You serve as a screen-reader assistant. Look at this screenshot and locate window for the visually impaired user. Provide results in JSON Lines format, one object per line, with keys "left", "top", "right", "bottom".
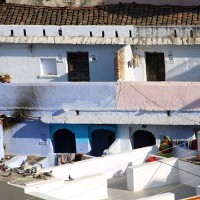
{"left": 67, "top": 52, "right": 90, "bottom": 82}
{"left": 146, "top": 52, "right": 165, "bottom": 81}
{"left": 40, "top": 58, "right": 57, "bottom": 76}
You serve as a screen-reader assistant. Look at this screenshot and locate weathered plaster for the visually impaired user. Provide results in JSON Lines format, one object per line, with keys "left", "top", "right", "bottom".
{"left": 0, "top": 25, "right": 198, "bottom": 43}
{"left": 116, "top": 82, "right": 200, "bottom": 111}
{"left": 2, "top": 82, "right": 200, "bottom": 113}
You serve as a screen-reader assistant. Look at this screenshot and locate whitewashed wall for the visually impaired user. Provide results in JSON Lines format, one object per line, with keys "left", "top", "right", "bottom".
{"left": 2, "top": 43, "right": 200, "bottom": 82}
{"left": 0, "top": 25, "right": 200, "bottom": 82}
{"left": 0, "top": 44, "right": 118, "bottom": 83}
{"left": 134, "top": 45, "right": 200, "bottom": 82}
{"left": 48, "top": 146, "right": 158, "bottom": 179}
{"left": 178, "top": 160, "right": 200, "bottom": 187}
{"left": 127, "top": 158, "right": 179, "bottom": 191}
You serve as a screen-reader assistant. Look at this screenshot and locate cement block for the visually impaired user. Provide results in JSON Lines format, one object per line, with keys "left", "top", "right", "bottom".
{"left": 196, "top": 185, "right": 200, "bottom": 195}
{"left": 4, "top": 155, "right": 27, "bottom": 168}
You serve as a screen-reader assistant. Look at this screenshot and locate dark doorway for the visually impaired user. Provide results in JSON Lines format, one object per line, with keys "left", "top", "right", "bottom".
{"left": 67, "top": 52, "right": 90, "bottom": 82}
{"left": 133, "top": 130, "right": 156, "bottom": 149}
{"left": 146, "top": 52, "right": 165, "bottom": 81}
{"left": 54, "top": 129, "right": 76, "bottom": 153}
{"left": 91, "top": 129, "right": 115, "bottom": 156}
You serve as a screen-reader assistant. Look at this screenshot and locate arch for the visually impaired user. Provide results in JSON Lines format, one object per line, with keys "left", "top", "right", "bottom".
{"left": 132, "top": 130, "right": 155, "bottom": 149}
{"left": 54, "top": 129, "right": 76, "bottom": 153}
{"left": 91, "top": 129, "right": 115, "bottom": 157}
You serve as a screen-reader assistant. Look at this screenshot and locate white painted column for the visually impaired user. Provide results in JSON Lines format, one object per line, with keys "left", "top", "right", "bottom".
{"left": 0, "top": 120, "right": 4, "bottom": 159}
{"left": 117, "top": 125, "right": 132, "bottom": 152}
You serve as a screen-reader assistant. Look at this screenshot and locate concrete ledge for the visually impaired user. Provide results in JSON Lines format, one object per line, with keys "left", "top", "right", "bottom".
{"left": 136, "top": 192, "right": 175, "bottom": 200}
{"left": 127, "top": 157, "right": 179, "bottom": 192}
{"left": 196, "top": 185, "right": 200, "bottom": 195}
{"left": 26, "top": 173, "right": 108, "bottom": 200}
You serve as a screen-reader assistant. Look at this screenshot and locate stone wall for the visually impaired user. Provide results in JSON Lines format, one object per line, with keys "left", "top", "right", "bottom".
{"left": 5, "top": 0, "right": 200, "bottom": 6}
{"left": 5, "top": 0, "right": 104, "bottom": 7}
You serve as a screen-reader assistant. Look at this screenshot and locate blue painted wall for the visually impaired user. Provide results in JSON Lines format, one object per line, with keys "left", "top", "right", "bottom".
{"left": 50, "top": 124, "right": 116, "bottom": 154}
{"left": 4, "top": 120, "right": 53, "bottom": 156}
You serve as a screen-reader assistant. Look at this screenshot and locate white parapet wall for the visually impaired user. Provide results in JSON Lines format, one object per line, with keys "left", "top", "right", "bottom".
{"left": 173, "top": 147, "right": 198, "bottom": 158}
{"left": 0, "top": 25, "right": 198, "bottom": 40}
{"left": 108, "top": 139, "right": 121, "bottom": 154}
{"left": 127, "top": 157, "right": 179, "bottom": 192}
{"left": 25, "top": 174, "right": 108, "bottom": 200}
{"left": 47, "top": 146, "right": 158, "bottom": 180}
{"left": 136, "top": 192, "right": 175, "bottom": 200}
{"left": 178, "top": 160, "right": 200, "bottom": 187}
{"left": 0, "top": 173, "right": 108, "bottom": 200}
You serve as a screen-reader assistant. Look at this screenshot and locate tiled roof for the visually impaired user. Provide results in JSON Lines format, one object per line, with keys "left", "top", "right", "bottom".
{"left": 0, "top": 3, "right": 200, "bottom": 26}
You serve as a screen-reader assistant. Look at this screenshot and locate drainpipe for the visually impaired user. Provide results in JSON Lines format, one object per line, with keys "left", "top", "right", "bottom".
{"left": 0, "top": 119, "right": 4, "bottom": 159}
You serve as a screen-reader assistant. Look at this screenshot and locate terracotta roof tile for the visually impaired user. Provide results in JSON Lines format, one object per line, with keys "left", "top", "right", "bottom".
{"left": 1, "top": 3, "right": 200, "bottom": 26}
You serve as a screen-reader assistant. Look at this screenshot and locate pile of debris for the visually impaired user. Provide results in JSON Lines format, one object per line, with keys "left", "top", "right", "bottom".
{"left": 0, "top": 156, "right": 53, "bottom": 182}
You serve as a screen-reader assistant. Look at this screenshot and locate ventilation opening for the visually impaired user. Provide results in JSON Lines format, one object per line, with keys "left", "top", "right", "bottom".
{"left": 190, "top": 30, "right": 193, "bottom": 37}
{"left": 23, "top": 29, "right": 26, "bottom": 36}
{"left": 90, "top": 31, "right": 93, "bottom": 37}
{"left": 129, "top": 30, "right": 132, "bottom": 38}
{"left": 58, "top": 29, "right": 62, "bottom": 36}
{"left": 102, "top": 31, "right": 105, "bottom": 37}
{"left": 174, "top": 30, "right": 177, "bottom": 37}
{"left": 43, "top": 29, "right": 46, "bottom": 36}
{"left": 10, "top": 30, "right": 14, "bottom": 36}
{"left": 115, "top": 31, "right": 119, "bottom": 38}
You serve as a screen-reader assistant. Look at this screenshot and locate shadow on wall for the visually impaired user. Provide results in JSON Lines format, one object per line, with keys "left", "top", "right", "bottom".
{"left": 181, "top": 98, "right": 200, "bottom": 110}
{"left": 50, "top": 74, "right": 68, "bottom": 82}
{"left": 12, "top": 120, "right": 49, "bottom": 139}
{"left": 167, "top": 57, "right": 200, "bottom": 82}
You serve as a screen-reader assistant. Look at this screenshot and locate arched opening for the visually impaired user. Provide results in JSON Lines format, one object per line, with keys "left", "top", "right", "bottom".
{"left": 54, "top": 129, "right": 76, "bottom": 153}
{"left": 132, "top": 130, "right": 155, "bottom": 149}
{"left": 91, "top": 129, "right": 115, "bottom": 157}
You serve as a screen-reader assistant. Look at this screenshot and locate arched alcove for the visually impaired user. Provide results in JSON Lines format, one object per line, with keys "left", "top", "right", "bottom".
{"left": 91, "top": 129, "right": 115, "bottom": 156}
{"left": 54, "top": 129, "right": 76, "bottom": 153}
{"left": 132, "top": 130, "right": 155, "bottom": 149}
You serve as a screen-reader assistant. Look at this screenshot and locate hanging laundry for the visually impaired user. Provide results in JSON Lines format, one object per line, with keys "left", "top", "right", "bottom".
{"left": 57, "top": 153, "right": 76, "bottom": 165}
